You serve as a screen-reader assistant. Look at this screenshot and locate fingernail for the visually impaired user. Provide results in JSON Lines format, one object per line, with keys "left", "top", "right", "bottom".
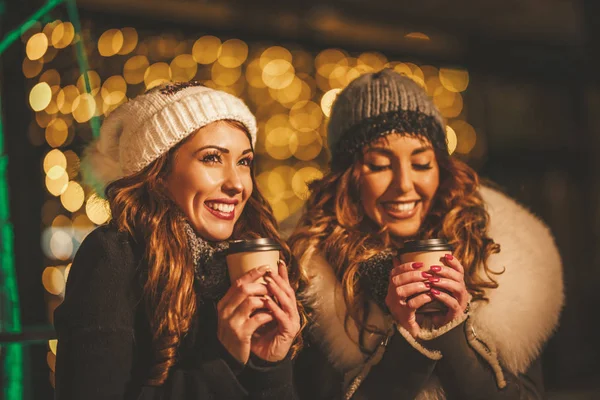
{"left": 427, "top": 277, "right": 440, "bottom": 283}
{"left": 430, "top": 265, "right": 442, "bottom": 273}
{"left": 445, "top": 254, "right": 454, "bottom": 260}
{"left": 412, "top": 262, "right": 424, "bottom": 269}
{"left": 430, "top": 288, "right": 441, "bottom": 295}
{"left": 424, "top": 282, "right": 431, "bottom": 289}
{"left": 421, "top": 272, "right": 433, "bottom": 278}
{"left": 264, "top": 275, "right": 273, "bottom": 283}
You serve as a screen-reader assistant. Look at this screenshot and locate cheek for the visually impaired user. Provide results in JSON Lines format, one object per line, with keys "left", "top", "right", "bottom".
{"left": 359, "top": 174, "right": 387, "bottom": 214}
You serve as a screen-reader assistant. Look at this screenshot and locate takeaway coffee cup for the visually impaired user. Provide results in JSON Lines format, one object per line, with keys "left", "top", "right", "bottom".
{"left": 226, "top": 238, "right": 282, "bottom": 284}
{"left": 398, "top": 238, "right": 454, "bottom": 314}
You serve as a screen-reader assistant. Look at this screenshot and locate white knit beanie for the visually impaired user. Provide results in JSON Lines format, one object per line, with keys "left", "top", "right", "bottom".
{"left": 82, "top": 81, "right": 258, "bottom": 195}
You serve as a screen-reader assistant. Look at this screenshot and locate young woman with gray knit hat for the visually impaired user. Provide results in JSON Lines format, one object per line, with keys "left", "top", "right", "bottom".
{"left": 289, "top": 69, "right": 563, "bottom": 399}
{"left": 54, "top": 82, "right": 303, "bottom": 399}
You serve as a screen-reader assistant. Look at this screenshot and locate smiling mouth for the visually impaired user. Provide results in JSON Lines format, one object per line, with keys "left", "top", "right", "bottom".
{"left": 382, "top": 200, "right": 421, "bottom": 219}
{"left": 204, "top": 201, "right": 236, "bottom": 221}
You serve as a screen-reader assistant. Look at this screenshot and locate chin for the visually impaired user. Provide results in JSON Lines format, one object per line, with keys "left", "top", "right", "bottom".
{"left": 387, "top": 222, "right": 421, "bottom": 239}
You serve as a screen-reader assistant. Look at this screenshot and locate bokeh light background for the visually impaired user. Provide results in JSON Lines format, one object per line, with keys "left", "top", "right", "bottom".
{"left": 21, "top": 21, "right": 481, "bottom": 385}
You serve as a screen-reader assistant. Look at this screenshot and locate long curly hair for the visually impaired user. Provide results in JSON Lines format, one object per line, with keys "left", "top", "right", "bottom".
{"left": 106, "top": 121, "right": 304, "bottom": 385}
{"left": 288, "top": 138, "right": 501, "bottom": 346}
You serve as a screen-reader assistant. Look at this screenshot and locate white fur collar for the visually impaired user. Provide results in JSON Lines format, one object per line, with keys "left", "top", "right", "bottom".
{"left": 301, "top": 186, "right": 564, "bottom": 378}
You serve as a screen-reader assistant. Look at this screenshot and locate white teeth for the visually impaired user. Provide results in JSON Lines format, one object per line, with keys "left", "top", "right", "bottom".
{"left": 207, "top": 203, "right": 234, "bottom": 213}
{"left": 387, "top": 202, "right": 416, "bottom": 212}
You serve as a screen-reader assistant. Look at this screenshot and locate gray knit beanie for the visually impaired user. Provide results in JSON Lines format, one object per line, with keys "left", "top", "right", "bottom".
{"left": 327, "top": 68, "right": 447, "bottom": 171}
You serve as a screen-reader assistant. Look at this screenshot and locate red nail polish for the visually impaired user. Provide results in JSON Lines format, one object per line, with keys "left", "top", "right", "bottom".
{"left": 430, "top": 288, "right": 441, "bottom": 295}
{"left": 428, "top": 277, "right": 440, "bottom": 283}
{"left": 421, "top": 272, "right": 433, "bottom": 278}
{"left": 430, "top": 265, "right": 442, "bottom": 273}
{"left": 424, "top": 282, "right": 431, "bottom": 289}
{"left": 412, "top": 262, "right": 424, "bottom": 269}
{"left": 445, "top": 254, "right": 454, "bottom": 260}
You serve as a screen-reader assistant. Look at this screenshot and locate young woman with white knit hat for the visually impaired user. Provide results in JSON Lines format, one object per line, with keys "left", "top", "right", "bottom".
{"left": 54, "top": 82, "right": 303, "bottom": 399}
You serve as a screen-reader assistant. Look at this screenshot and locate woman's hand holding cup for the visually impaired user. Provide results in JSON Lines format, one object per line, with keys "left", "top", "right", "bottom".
{"left": 385, "top": 259, "right": 434, "bottom": 338}
{"left": 250, "top": 259, "right": 301, "bottom": 362}
{"left": 425, "top": 254, "right": 471, "bottom": 326}
{"left": 217, "top": 265, "right": 274, "bottom": 364}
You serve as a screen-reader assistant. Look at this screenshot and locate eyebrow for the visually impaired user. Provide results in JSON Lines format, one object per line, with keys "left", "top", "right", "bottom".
{"left": 365, "top": 145, "right": 433, "bottom": 156}
{"left": 193, "top": 146, "right": 253, "bottom": 155}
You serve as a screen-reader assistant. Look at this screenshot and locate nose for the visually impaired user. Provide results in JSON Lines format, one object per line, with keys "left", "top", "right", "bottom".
{"left": 222, "top": 164, "right": 244, "bottom": 196}
{"left": 394, "top": 163, "right": 414, "bottom": 194}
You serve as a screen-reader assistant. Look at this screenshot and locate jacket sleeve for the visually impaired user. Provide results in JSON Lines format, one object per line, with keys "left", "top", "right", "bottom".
{"left": 55, "top": 226, "right": 296, "bottom": 400}
{"left": 425, "top": 319, "right": 544, "bottom": 400}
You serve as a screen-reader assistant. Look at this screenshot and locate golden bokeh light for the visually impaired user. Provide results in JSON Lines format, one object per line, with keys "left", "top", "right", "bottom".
{"left": 218, "top": 39, "right": 248, "bottom": 68}
{"left": 289, "top": 101, "right": 322, "bottom": 132}
{"left": 30, "top": 83, "right": 52, "bottom": 112}
{"left": 49, "top": 339, "right": 58, "bottom": 355}
{"left": 439, "top": 68, "right": 469, "bottom": 93}
{"left": 439, "top": 92, "right": 463, "bottom": 119}
{"left": 43, "top": 149, "right": 66, "bottom": 174}
{"left": 270, "top": 199, "right": 290, "bottom": 222}
{"left": 22, "top": 58, "right": 43, "bottom": 78}
{"left": 51, "top": 22, "right": 75, "bottom": 49}
{"left": 405, "top": 32, "right": 431, "bottom": 40}
{"left": 315, "top": 49, "right": 347, "bottom": 78}
{"left": 290, "top": 131, "right": 323, "bottom": 161}
{"left": 144, "top": 62, "right": 172, "bottom": 89}
{"left": 260, "top": 46, "right": 293, "bottom": 68}
{"left": 86, "top": 194, "right": 111, "bottom": 225}
{"left": 45, "top": 118, "right": 69, "bottom": 148}
{"left": 320, "top": 88, "right": 341, "bottom": 117}
{"left": 98, "top": 29, "right": 124, "bottom": 57}
{"left": 433, "top": 87, "right": 458, "bottom": 110}
{"left": 61, "top": 181, "right": 85, "bottom": 212}
{"left": 123, "top": 55, "right": 149, "bottom": 84}
{"left": 46, "top": 172, "right": 69, "bottom": 196}
{"left": 192, "top": 36, "right": 222, "bottom": 64}
{"left": 42, "top": 267, "right": 65, "bottom": 295}
{"left": 268, "top": 166, "right": 295, "bottom": 195}
{"left": 101, "top": 75, "right": 127, "bottom": 106}
{"left": 26, "top": 33, "right": 48, "bottom": 61}
{"left": 76, "top": 71, "right": 101, "bottom": 95}
{"left": 57, "top": 85, "right": 80, "bottom": 114}
{"left": 262, "top": 59, "right": 295, "bottom": 90}
{"left": 265, "top": 126, "right": 294, "bottom": 160}
{"left": 52, "top": 215, "right": 72, "bottom": 229}
{"left": 269, "top": 76, "right": 303, "bottom": 107}
{"left": 71, "top": 93, "right": 96, "bottom": 123}
{"left": 245, "top": 59, "right": 266, "bottom": 88}
{"left": 49, "top": 230, "right": 73, "bottom": 260}
{"left": 170, "top": 54, "right": 198, "bottom": 82}
{"left": 292, "top": 166, "right": 323, "bottom": 199}
{"left": 446, "top": 125, "right": 458, "bottom": 155}
{"left": 118, "top": 27, "right": 138, "bottom": 55}
{"left": 211, "top": 63, "right": 241, "bottom": 86}
{"left": 358, "top": 52, "right": 387, "bottom": 71}
{"left": 450, "top": 120, "right": 477, "bottom": 154}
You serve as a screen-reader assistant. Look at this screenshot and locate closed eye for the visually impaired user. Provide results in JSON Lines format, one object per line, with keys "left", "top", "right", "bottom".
{"left": 367, "top": 163, "right": 391, "bottom": 172}
{"left": 413, "top": 162, "right": 432, "bottom": 171}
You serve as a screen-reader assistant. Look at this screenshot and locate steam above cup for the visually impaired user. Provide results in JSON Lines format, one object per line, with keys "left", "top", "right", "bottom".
{"left": 226, "top": 238, "right": 281, "bottom": 284}
{"left": 398, "top": 238, "right": 454, "bottom": 314}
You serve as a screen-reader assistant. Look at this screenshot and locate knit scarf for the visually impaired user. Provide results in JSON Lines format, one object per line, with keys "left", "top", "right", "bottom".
{"left": 182, "top": 222, "right": 231, "bottom": 302}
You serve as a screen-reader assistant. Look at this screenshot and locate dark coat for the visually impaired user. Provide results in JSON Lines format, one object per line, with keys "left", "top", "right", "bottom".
{"left": 54, "top": 224, "right": 297, "bottom": 400}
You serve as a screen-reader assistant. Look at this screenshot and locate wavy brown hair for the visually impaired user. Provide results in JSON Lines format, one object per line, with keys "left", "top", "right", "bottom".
{"left": 106, "top": 120, "right": 304, "bottom": 385}
{"left": 288, "top": 136, "right": 501, "bottom": 347}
